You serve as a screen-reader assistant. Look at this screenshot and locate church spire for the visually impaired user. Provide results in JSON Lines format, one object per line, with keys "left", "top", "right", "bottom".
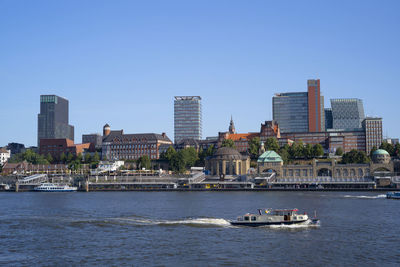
{"left": 229, "top": 115, "right": 236, "bottom": 134}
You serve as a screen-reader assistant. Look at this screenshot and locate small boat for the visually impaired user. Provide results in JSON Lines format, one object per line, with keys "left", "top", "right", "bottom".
{"left": 386, "top": 192, "right": 400, "bottom": 199}
{"left": 230, "top": 208, "right": 319, "bottom": 227}
{"left": 34, "top": 183, "right": 77, "bottom": 192}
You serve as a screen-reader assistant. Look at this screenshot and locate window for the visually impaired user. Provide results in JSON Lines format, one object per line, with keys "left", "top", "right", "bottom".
{"left": 251, "top": 216, "right": 257, "bottom": 221}
{"left": 244, "top": 216, "right": 249, "bottom": 221}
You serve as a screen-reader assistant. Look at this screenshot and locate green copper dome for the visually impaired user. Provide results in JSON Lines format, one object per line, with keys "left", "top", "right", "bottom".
{"left": 373, "top": 149, "right": 390, "bottom": 156}
{"left": 257, "top": 150, "right": 283, "bottom": 163}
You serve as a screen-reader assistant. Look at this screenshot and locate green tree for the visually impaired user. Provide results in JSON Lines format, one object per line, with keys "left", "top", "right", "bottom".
{"left": 137, "top": 155, "right": 151, "bottom": 170}
{"left": 84, "top": 153, "right": 92, "bottom": 164}
{"left": 394, "top": 143, "right": 400, "bottom": 158}
{"left": 206, "top": 144, "right": 216, "bottom": 157}
{"left": 265, "top": 137, "right": 279, "bottom": 152}
{"left": 221, "top": 139, "right": 236, "bottom": 148}
{"left": 67, "top": 153, "right": 74, "bottom": 163}
{"left": 369, "top": 146, "right": 378, "bottom": 158}
{"left": 162, "top": 146, "right": 177, "bottom": 161}
{"left": 312, "top": 144, "right": 324, "bottom": 158}
{"left": 170, "top": 152, "right": 185, "bottom": 173}
{"left": 248, "top": 137, "right": 261, "bottom": 159}
{"left": 92, "top": 151, "right": 100, "bottom": 162}
{"left": 342, "top": 149, "right": 369, "bottom": 164}
{"left": 60, "top": 152, "right": 67, "bottom": 163}
{"left": 180, "top": 147, "right": 199, "bottom": 169}
{"left": 279, "top": 146, "right": 290, "bottom": 163}
{"left": 303, "top": 144, "right": 313, "bottom": 159}
{"left": 380, "top": 141, "right": 395, "bottom": 156}
{"left": 0, "top": 163, "right": 3, "bottom": 173}
{"left": 46, "top": 153, "right": 53, "bottom": 164}
{"left": 76, "top": 153, "right": 83, "bottom": 162}
{"left": 335, "top": 147, "right": 344, "bottom": 156}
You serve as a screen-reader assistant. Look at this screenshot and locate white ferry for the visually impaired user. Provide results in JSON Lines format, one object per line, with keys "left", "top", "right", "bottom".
{"left": 34, "top": 183, "right": 78, "bottom": 192}
{"left": 230, "top": 208, "right": 319, "bottom": 227}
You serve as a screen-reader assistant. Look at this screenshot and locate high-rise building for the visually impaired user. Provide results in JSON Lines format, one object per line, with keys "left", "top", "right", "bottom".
{"left": 307, "top": 79, "right": 325, "bottom": 132}
{"left": 272, "top": 92, "right": 309, "bottom": 133}
{"left": 325, "top": 108, "right": 333, "bottom": 130}
{"left": 363, "top": 117, "right": 383, "bottom": 154}
{"left": 37, "top": 95, "right": 74, "bottom": 146}
{"left": 331, "top": 98, "right": 365, "bottom": 130}
{"left": 174, "top": 96, "right": 202, "bottom": 143}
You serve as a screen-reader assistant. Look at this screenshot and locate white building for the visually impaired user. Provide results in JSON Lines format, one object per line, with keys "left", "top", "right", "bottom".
{"left": 91, "top": 160, "right": 125, "bottom": 175}
{"left": 0, "top": 148, "right": 11, "bottom": 165}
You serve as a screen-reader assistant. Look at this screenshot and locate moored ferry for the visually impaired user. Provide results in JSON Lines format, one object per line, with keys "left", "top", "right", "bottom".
{"left": 34, "top": 183, "right": 77, "bottom": 192}
{"left": 230, "top": 208, "right": 319, "bottom": 226}
{"left": 386, "top": 192, "right": 400, "bottom": 199}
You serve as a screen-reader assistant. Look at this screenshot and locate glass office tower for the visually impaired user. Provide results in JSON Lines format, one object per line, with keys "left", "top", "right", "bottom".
{"left": 174, "top": 96, "right": 202, "bottom": 143}
{"left": 273, "top": 92, "right": 309, "bottom": 133}
{"left": 331, "top": 98, "right": 365, "bottom": 130}
{"left": 37, "top": 95, "right": 74, "bottom": 146}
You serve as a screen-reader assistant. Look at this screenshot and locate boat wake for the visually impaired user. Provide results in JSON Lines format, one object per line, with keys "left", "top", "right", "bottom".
{"left": 268, "top": 220, "right": 320, "bottom": 229}
{"left": 343, "top": 194, "right": 386, "bottom": 199}
{"left": 114, "top": 217, "right": 232, "bottom": 228}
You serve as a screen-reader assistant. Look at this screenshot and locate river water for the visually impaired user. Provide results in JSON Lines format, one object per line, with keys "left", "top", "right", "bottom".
{"left": 0, "top": 191, "right": 399, "bottom": 266}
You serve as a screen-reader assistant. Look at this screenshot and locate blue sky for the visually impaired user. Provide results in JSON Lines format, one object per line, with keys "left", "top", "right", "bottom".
{"left": 1, "top": 0, "right": 399, "bottom": 146}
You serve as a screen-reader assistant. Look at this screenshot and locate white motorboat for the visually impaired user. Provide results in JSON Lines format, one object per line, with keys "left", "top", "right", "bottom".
{"left": 230, "top": 208, "right": 319, "bottom": 227}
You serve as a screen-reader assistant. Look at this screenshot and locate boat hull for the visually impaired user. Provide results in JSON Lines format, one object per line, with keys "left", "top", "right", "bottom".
{"left": 34, "top": 189, "right": 77, "bottom": 192}
{"left": 230, "top": 219, "right": 309, "bottom": 227}
{"left": 386, "top": 192, "right": 400, "bottom": 199}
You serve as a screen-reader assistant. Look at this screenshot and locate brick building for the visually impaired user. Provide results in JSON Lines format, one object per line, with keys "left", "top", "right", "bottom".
{"left": 101, "top": 124, "right": 173, "bottom": 160}
{"left": 39, "top": 139, "right": 94, "bottom": 159}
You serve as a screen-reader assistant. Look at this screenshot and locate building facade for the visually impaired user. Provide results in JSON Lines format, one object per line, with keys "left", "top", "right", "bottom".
{"left": 82, "top": 133, "right": 103, "bottom": 149}
{"left": 363, "top": 117, "right": 383, "bottom": 154}
{"left": 101, "top": 124, "right": 173, "bottom": 160}
{"left": 325, "top": 108, "right": 333, "bottom": 130}
{"left": 174, "top": 96, "right": 202, "bottom": 143}
{"left": 37, "top": 95, "right": 74, "bottom": 146}
{"left": 331, "top": 98, "right": 365, "bottom": 130}
{"left": 273, "top": 92, "right": 309, "bottom": 133}
{"left": 39, "top": 139, "right": 94, "bottom": 159}
{"left": 307, "top": 79, "right": 325, "bottom": 132}
{"left": 0, "top": 148, "right": 11, "bottom": 165}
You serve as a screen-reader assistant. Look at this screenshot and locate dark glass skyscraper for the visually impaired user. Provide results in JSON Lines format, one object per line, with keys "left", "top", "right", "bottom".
{"left": 272, "top": 92, "right": 309, "bottom": 133}
{"left": 37, "top": 95, "right": 74, "bottom": 146}
{"left": 174, "top": 96, "right": 202, "bottom": 143}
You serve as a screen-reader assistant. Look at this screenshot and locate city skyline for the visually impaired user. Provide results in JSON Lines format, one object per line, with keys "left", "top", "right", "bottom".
{"left": 1, "top": 0, "right": 399, "bottom": 146}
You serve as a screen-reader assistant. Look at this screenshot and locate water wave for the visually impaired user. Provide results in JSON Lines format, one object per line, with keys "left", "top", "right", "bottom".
{"left": 117, "top": 217, "right": 232, "bottom": 227}
{"left": 343, "top": 194, "right": 386, "bottom": 199}
{"left": 268, "top": 219, "right": 320, "bottom": 229}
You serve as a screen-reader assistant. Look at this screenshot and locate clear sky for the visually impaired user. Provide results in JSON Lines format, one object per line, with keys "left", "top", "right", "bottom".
{"left": 1, "top": 0, "right": 399, "bottom": 147}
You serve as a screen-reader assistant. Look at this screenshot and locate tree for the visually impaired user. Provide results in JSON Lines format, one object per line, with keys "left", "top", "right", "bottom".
{"left": 46, "top": 153, "right": 54, "bottom": 164}
{"left": 170, "top": 152, "right": 185, "bottom": 173}
{"left": 8, "top": 149, "right": 49, "bottom": 165}
{"left": 137, "top": 155, "right": 151, "bottom": 170}
{"left": 369, "top": 146, "right": 378, "bottom": 158}
{"left": 335, "top": 147, "right": 344, "bottom": 156}
{"left": 92, "top": 151, "right": 100, "bottom": 162}
{"left": 395, "top": 143, "right": 400, "bottom": 158}
{"left": 162, "top": 146, "right": 177, "bottom": 161}
{"left": 0, "top": 163, "right": 3, "bottom": 173}
{"left": 221, "top": 139, "right": 235, "bottom": 148}
{"left": 279, "top": 147, "right": 290, "bottom": 163}
{"left": 180, "top": 147, "right": 199, "bottom": 169}
{"left": 342, "top": 149, "right": 369, "bottom": 164}
{"left": 265, "top": 137, "right": 279, "bottom": 152}
{"left": 84, "top": 153, "right": 92, "bottom": 164}
{"left": 380, "top": 141, "right": 395, "bottom": 156}
{"left": 60, "top": 152, "right": 67, "bottom": 163}
{"left": 248, "top": 137, "right": 261, "bottom": 159}
{"left": 303, "top": 144, "right": 313, "bottom": 159}
{"left": 312, "top": 144, "right": 324, "bottom": 158}
{"left": 67, "top": 153, "right": 74, "bottom": 163}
